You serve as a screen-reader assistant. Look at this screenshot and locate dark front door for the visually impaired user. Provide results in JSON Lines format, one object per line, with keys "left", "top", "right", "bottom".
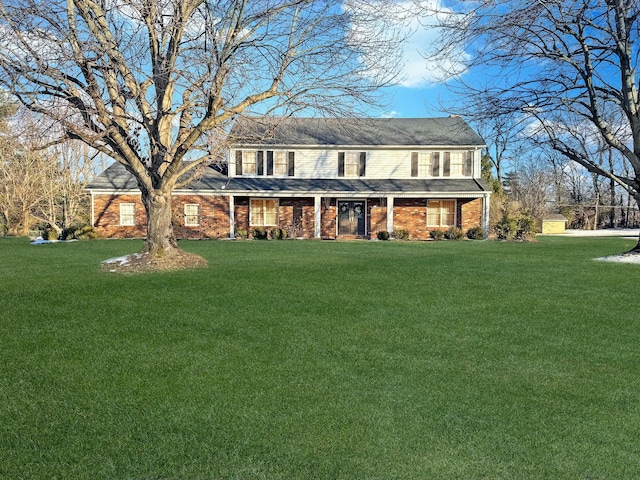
{"left": 338, "top": 201, "right": 366, "bottom": 236}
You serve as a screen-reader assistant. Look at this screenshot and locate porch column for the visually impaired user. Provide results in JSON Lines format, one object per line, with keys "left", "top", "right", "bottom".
{"left": 314, "top": 195, "right": 322, "bottom": 239}
{"left": 386, "top": 195, "right": 394, "bottom": 233}
{"left": 482, "top": 193, "right": 490, "bottom": 237}
{"left": 229, "top": 195, "right": 235, "bottom": 239}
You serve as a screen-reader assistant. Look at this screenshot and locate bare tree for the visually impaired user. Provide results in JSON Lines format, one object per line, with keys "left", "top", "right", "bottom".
{"left": 425, "top": 0, "right": 640, "bottom": 251}
{"left": 0, "top": 0, "right": 402, "bottom": 266}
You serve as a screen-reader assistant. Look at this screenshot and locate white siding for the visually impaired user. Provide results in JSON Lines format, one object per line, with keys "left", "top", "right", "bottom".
{"left": 230, "top": 147, "right": 483, "bottom": 180}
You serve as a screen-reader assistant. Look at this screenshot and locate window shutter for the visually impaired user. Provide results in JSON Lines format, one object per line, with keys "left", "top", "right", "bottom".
{"left": 257, "top": 151, "right": 264, "bottom": 175}
{"left": 432, "top": 152, "right": 440, "bottom": 177}
{"left": 288, "top": 152, "right": 295, "bottom": 176}
{"left": 411, "top": 152, "right": 418, "bottom": 177}
{"left": 464, "top": 151, "right": 472, "bottom": 176}
{"left": 235, "top": 150, "right": 243, "bottom": 175}
{"left": 267, "top": 151, "right": 274, "bottom": 176}
{"left": 443, "top": 152, "right": 450, "bottom": 176}
{"left": 338, "top": 152, "right": 345, "bottom": 177}
{"left": 359, "top": 152, "right": 366, "bottom": 177}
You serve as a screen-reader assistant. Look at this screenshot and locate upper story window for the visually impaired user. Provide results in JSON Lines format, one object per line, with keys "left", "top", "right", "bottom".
{"left": 338, "top": 151, "right": 366, "bottom": 177}
{"left": 235, "top": 150, "right": 294, "bottom": 176}
{"left": 412, "top": 151, "right": 472, "bottom": 177}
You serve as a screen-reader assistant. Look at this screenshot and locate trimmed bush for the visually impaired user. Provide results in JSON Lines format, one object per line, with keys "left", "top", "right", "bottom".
{"left": 495, "top": 215, "right": 517, "bottom": 240}
{"left": 270, "top": 227, "right": 287, "bottom": 240}
{"left": 516, "top": 215, "right": 537, "bottom": 241}
{"left": 235, "top": 229, "right": 248, "bottom": 239}
{"left": 430, "top": 229, "right": 445, "bottom": 241}
{"left": 251, "top": 227, "right": 268, "bottom": 240}
{"left": 391, "top": 229, "right": 409, "bottom": 240}
{"left": 377, "top": 230, "right": 390, "bottom": 241}
{"left": 466, "top": 226, "right": 485, "bottom": 240}
{"left": 444, "top": 226, "right": 465, "bottom": 240}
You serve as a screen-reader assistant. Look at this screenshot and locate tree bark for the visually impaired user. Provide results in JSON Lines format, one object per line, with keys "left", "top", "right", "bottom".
{"left": 141, "top": 188, "right": 179, "bottom": 256}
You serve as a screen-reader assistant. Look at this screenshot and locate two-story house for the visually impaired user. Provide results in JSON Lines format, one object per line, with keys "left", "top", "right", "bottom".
{"left": 87, "top": 116, "right": 490, "bottom": 240}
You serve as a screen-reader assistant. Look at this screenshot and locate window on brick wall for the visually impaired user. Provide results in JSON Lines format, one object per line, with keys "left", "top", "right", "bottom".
{"left": 119, "top": 203, "right": 136, "bottom": 226}
{"left": 250, "top": 199, "right": 279, "bottom": 226}
{"left": 184, "top": 204, "right": 200, "bottom": 226}
{"left": 427, "top": 200, "right": 456, "bottom": 227}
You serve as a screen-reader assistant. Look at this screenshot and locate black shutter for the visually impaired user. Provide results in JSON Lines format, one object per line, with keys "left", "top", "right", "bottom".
{"left": 267, "top": 151, "right": 274, "bottom": 176}
{"left": 411, "top": 152, "right": 418, "bottom": 177}
{"left": 288, "top": 152, "right": 295, "bottom": 176}
{"left": 443, "top": 152, "right": 450, "bottom": 177}
{"left": 432, "top": 152, "right": 440, "bottom": 177}
{"left": 257, "top": 151, "right": 264, "bottom": 175}
{"left": 464, "top": 151, "right": 472, "bottom": 176}
{"left": 338, "top": 152, "right": 345, "bottom": 177}
{"left": 359, "top": 152, "right": 366, "bottom": 177}
{"left": 235, "top": 150, "right": 243, "bottom": 175}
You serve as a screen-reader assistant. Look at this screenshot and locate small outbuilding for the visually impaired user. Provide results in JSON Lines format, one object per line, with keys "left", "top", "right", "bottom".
{"left": 540, "top": 214, "right": 568, "bottom": 234}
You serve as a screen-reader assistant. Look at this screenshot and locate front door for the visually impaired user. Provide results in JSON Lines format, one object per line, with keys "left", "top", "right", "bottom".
{"left": 338, "top": 201, "right": 366, "bottom": 236}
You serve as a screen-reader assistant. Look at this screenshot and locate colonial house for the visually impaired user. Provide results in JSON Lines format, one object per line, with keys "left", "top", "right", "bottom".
{"left": 87, "top": 117, "right": 490, "bottom": 240}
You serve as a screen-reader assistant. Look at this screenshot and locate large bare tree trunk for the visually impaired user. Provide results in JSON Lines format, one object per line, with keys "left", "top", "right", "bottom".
{"left": 141, "top": 188, "right": 178, "bottom": 256}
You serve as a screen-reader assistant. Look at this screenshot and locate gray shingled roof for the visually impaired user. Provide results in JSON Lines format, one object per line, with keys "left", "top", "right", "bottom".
{"left": 87, "top": 162, "right": 489, "bottom": 194}
{"left": 230, "top": 117, "right": 485, "bottom": 147}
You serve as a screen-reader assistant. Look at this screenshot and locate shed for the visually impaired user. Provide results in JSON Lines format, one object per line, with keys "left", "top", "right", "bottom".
{"left": 540, "top": 214, "right": 568, "bottom": 234}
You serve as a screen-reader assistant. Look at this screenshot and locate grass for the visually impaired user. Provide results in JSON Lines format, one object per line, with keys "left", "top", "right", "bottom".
{"left": 1, "top": 235, "right": 639, "bottom": 479}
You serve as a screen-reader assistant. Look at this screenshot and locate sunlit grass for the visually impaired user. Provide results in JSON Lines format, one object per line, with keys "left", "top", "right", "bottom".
{"left": 1, "top": 236, "right": 639, "bottom": 479}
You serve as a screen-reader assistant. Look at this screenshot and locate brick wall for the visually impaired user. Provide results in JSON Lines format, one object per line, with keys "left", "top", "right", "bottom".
{"left": 459, "top": 198, "right": 483, "bottom": 230}
{"left": 394, "top": 198, "right": 429, "bottom": 240}
{"left": 172, "top": 195, "right": 230, "bottom": 239}
{"left": 93, "top": 194, "right": 147, "bottom": 238}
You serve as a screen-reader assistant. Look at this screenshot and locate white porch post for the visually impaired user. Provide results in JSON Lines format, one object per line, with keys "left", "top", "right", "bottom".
{"left": 386, "top": 195, "right": 394, "bottom": 233}
{"left": 482, "top": 193, "right": 490, "bottom": 237}
{"left": 314, "top": 195, "right": 322, "bottom": 239}
{"left": 229, "top": 195, "right": 235, "bottom": 239}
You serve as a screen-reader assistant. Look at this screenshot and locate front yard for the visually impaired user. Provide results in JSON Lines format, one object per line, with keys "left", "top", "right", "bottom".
{"left": 0, "top": 236, "right": 638, "bottom": 479}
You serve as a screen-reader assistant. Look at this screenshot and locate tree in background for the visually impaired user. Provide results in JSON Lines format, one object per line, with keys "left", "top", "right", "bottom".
{"left": 425, "top": 0, "right": 640, "bottom": 251}
{"left": 0, "top": 0, "right": 404, "bottom": 269}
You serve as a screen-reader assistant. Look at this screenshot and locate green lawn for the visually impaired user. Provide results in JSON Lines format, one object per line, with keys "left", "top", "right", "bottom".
{"left": 1, "top": 236, "right": 639, "bottom": 479}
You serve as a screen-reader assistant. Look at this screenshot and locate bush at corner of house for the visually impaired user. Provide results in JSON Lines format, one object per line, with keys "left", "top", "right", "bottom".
{"left": 391, "top": 229, "right": 409, "bottom": 240}
{"left": 466, "top": 226, "right": 485, "bottom": 240}
{"left": 251, "top": 227, "right": 268, "bottom": 240}
{"left": 430, "top": 229, "right": 445, "bottom": 241}
{"left": 377, "top": 230, "right": 390, "bottom": 241}
{"left": 444, "top": 226, "right": 465, "bottom": 240}
{"left": 235, "top": 228, "right": 248, "bottom": 239}
{"left": 270, "top": 227, "right": 287, "bottom": 240}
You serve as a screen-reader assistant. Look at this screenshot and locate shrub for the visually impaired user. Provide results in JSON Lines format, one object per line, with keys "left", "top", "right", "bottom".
{"left": 391, "top": 229, "right": 409, "bottom": 240}
{"left": 494, "top": 215, "right": 517, "bottom": 240}
{"left": 251, "top": 227, "right": 268, "bottom": 240}
{"left": 62, "top": 225, "right": 98, "bottom": 240}
{"left": 444, "top": 226, "right": 465, "bottom": 240}
{"left": 516, "top": 214, "right": 537, "bottom": 241}
{"left": 466, "top": 226, "right": 485, "bottom": 240}
{"left": 376, "top": 230, "right": 390, "bottom": 241}
{"left": 430, "top": 229, "right": 444, "bottom": 241}
{"left": 43, "top": 229, "right": 59, "bottom": 241}
{"left": 270, "top": 227, "right": 287, "bottom": 240}
{"left": 235, "top": 228, "right": 248, "bottom": 239}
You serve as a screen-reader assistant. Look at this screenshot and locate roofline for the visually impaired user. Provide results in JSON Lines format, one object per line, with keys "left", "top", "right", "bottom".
{"left": 229, "top": 144, "right": 487, "bottom": 149}
{"left": 88, "top": 188, "right": 490, "bottom": 198}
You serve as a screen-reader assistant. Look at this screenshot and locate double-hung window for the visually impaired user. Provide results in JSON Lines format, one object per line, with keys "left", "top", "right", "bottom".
{"left": 250, "top": 199, "right": 279, "bottom": 226}
{"left": 427, "top": 200, "right": 456, "bottom": 227}
{"left": 338, "top": 151, "right": 366, "bottom": 177}
{"left": 119, "top": 203, "right": 136, "bottom": 226}
{"left": 411, "top": 152, "right": 440, "bottom": 177}
{"left": 184, "top": 204, "right": 200, "bottom": 226}
{"left": 236, "top": 150, "right": 294, "bottom": 176}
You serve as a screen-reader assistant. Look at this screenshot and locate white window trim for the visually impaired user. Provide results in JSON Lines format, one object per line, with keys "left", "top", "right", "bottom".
{"left": 184, "top": 204, "right": 200, "bottom": 226}
{"left": 412, "top": 150, "right": 473, "bottom": 178}
{"left": 250, "top": 198, "right": 279, "bottom": 227}
{"left": 427, "top": 199, "right": 457, "bottom": 227}
{"left": 119, "top": 203, "right": 136, "bottom": 226}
